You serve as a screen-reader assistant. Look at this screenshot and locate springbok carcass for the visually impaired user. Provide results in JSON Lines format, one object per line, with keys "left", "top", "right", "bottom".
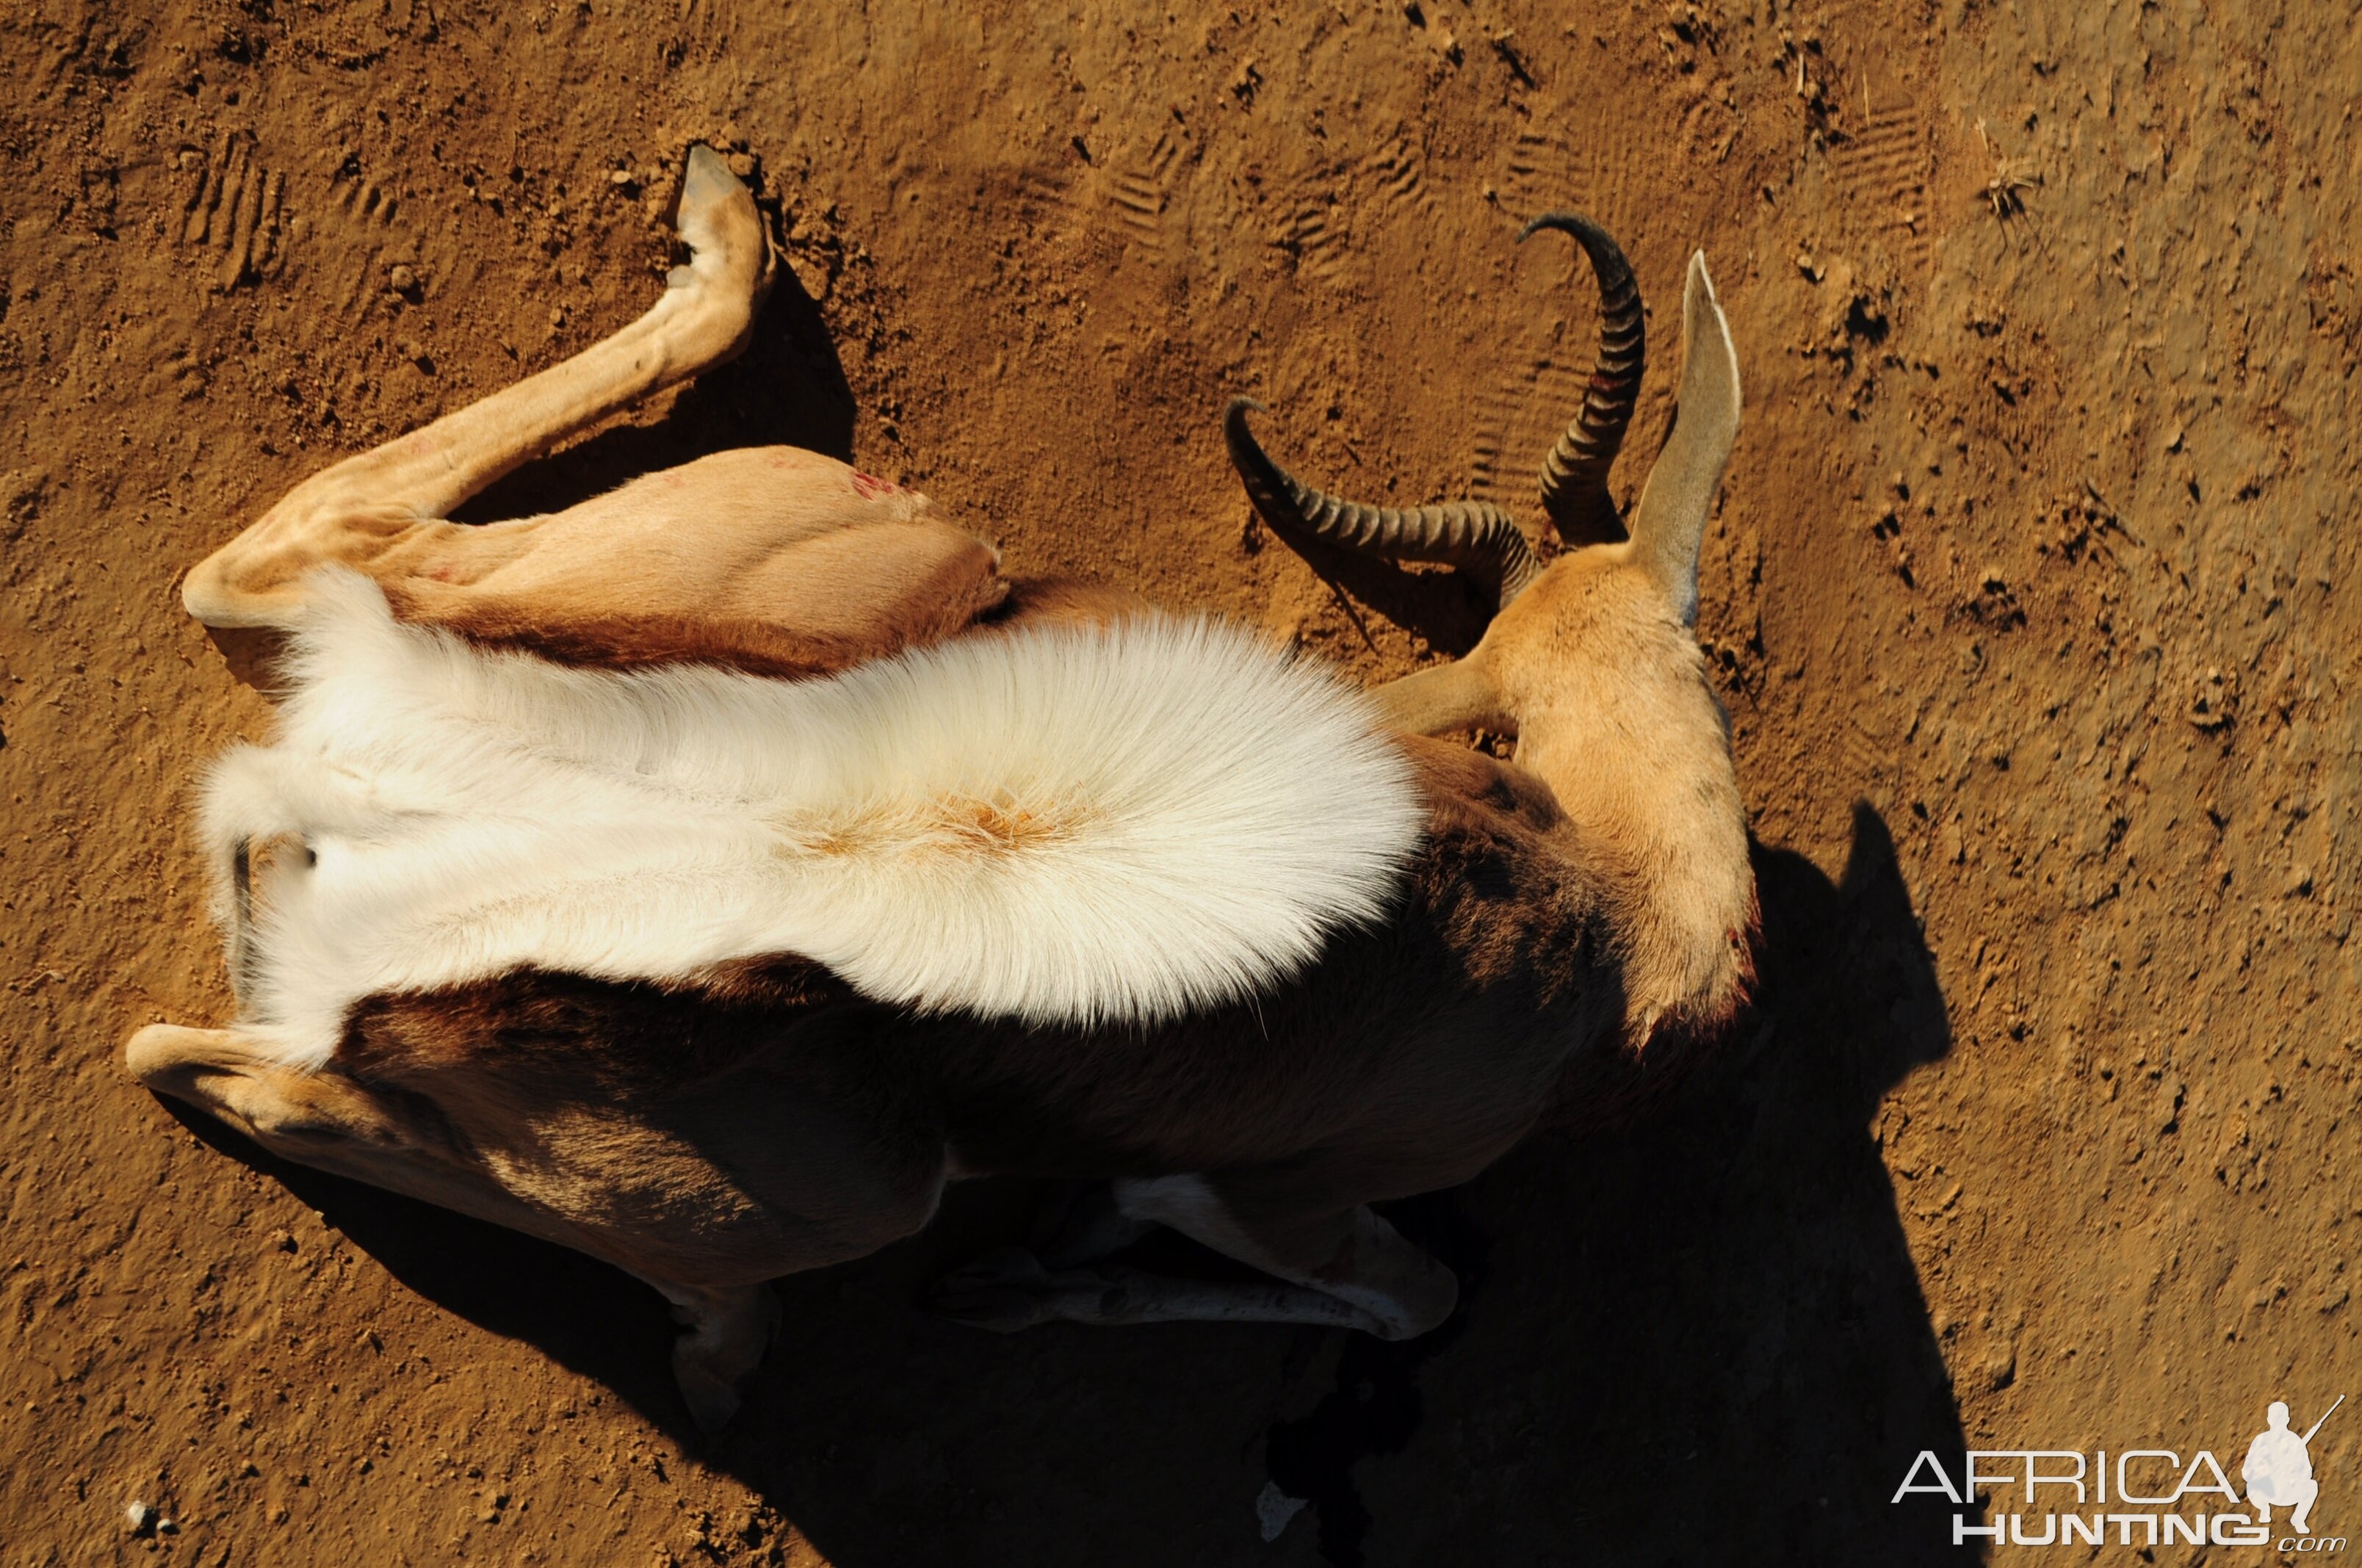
{"left": 123, "top": 147, "right": 1750, "bottom": 1431}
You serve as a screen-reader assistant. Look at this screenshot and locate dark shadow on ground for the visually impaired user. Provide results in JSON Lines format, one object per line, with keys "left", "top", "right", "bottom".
{"left": 1269, "top": 531, "right": 1502, "bottom": 658}
{"left": 451, "top": 253, "right": 856, "bottom": 524}
{"left": 1277, "top": 803, "right": 1985, "bottom": 1567}
{"left": 157, "top": 1098, "right": 690, "bottom": 1422}
{"left": 705, "top": 802, "right": 1983, "bottom": 1567}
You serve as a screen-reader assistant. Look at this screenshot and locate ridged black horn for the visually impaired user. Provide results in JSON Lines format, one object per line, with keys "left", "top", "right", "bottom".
{"left": 1224, "top": 398, "right": 1542, "bottom": 604}
{"left": 1520, "top": 211, "right": 1644, "bottom": 546}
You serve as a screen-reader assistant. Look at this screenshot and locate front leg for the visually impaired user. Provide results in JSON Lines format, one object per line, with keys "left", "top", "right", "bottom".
{"left": 1368, "top": 650, "right": 1510, "bottom": 737}
{"left": 184, "top": 145, "right": 773, "bottom": 630}
{"left": 650, "top": 1279, "right": 781, "bottom": 1434}
{"left": 931, "top": 1176, "right": 1459, "bottom": 1342}
{"left": 931, "top": 1249, "right": 1395, "bottom": 1334}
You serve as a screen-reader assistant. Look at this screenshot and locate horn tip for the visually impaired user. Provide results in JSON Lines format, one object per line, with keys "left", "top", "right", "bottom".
{"left": 1517, "top": 209, "right": 1597, "bottom": 245}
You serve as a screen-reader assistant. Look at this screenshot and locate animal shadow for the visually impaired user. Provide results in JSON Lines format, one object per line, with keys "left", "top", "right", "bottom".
{"left": 1279, "top": 532, "right": 1501, "bottom": 659}
{"left": 1324, "top": 801, "right": 1984, "bottom": 1565}
{"left": 704, "top": 801, "right": 1982, "bottom": 1567}
{"left": 452, "top": 249, "right": 858, "bottom": 524}
{"left": 156, "top": 1100, "right": 689, "bottom": 1419}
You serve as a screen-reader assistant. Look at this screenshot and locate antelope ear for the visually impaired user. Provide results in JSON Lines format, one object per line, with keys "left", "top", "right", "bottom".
{"left": 1629, "top": 251, "right": 1742, "bottom": 626}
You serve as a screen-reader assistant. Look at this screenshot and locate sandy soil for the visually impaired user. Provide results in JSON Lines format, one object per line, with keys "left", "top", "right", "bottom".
{"left": 4, "top": 0, "right": 2357, "bottom": 1562}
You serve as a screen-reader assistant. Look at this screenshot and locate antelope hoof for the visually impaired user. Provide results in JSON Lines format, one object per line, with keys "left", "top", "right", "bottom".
{"left": 667, "top": 1282, "right": 779, "bottom": 1435}
{"left": 926, "top": 1246, "right": 1068, "bottom": 1333}
{"left": 668, "top": 144, "right": 771, "bottom": 314}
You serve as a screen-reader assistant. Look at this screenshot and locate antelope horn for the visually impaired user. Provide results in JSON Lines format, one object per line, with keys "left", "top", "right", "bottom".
{"left": 1222, "top": 398, "right": 1542, "bottom": 604}
{"left": 1520, "top": 212, "right": 1645, "bottom": 546}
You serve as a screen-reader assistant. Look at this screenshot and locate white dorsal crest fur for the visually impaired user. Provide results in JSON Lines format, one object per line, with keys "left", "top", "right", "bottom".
{"left": 1629, "top": 251, "right": 1743, "bottom": 627}
{"left": 201, "top": 572, "right": 1424, "bottom": 1069}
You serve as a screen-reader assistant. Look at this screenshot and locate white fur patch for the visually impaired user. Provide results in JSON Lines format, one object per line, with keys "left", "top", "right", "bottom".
{"left": 201, "top": 573, "right": 1423, "bottom": 1069}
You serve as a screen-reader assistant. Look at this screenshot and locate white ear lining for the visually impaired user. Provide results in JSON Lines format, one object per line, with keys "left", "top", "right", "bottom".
{"left": 1628, "top": 250, "right": 1744, "bottom": 626}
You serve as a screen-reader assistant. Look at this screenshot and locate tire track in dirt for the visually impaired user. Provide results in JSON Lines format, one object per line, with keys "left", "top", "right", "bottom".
{"left": 1358, "top": 131, "right": 1438, "bottom": 219}
{"left": 1102, "top": 127, "right": 1182, "bottom": 262}
{"left": 1500, "top": 126, "right": 1639, "bottom": 229}
{"left": 1475, "top": 129, "right": 1642, "bottom": 511}
{"left": 1008, "top": 162, "right": 1075, "bottom": 237}
{"left": 1266, "top": 131, "right": 1438, "bottom": 286}
{"left": 325, "top": 162, "right": 411, "bottom": 318}
{"left": 1271, "top": 187, "right": 1353, "bottom": 283}
{"left": 176, "top": 133, "right": 286, "bottom": 292}
{"left": 1830, "top": 68, "right": 1933, "bottom": 269}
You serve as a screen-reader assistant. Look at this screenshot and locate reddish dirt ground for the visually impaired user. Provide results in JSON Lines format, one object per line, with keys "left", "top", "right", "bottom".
{"left": 4, "top": 0, "right": 2357, "bottom": 1563}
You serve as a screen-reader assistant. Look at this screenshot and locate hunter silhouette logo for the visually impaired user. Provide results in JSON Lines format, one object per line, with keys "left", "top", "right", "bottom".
{"left": 2248, "top": 1395, "right": 2341, "bottom": 1536}
{"left": 1893, "top": 1392, "right": 2347, "bottom": 1550}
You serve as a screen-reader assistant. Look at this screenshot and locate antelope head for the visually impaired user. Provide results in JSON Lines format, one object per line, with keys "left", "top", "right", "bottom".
{"left": 1226, "top": 216, "right": 1752, "bottom": 1046}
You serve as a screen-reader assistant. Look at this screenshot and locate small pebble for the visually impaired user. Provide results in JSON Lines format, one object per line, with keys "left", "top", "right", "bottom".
{"left": 726, "top": 151, "right": 756, "bottom": 178}
{"left": 609, "top": 167, "right": 633, "bottom": 185}
{"left": 125, "top": 1500, "right": 156, "bottom": 1536}
{"left": 388, "top": 264, "right": 417, "bottom": 292}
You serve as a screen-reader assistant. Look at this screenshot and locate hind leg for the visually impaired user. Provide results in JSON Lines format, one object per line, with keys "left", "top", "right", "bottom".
{"left": 125, "top": 1003, "right": 950, "bottom": 1436}
{"left": 185, "top": 145, "right": 775, "bottom": 631}
{"left": 388, "top": 443, "right": 1008, "bottom": 676}
{"left": 182, "top": 146, "right": 1009, "bottom": 678}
